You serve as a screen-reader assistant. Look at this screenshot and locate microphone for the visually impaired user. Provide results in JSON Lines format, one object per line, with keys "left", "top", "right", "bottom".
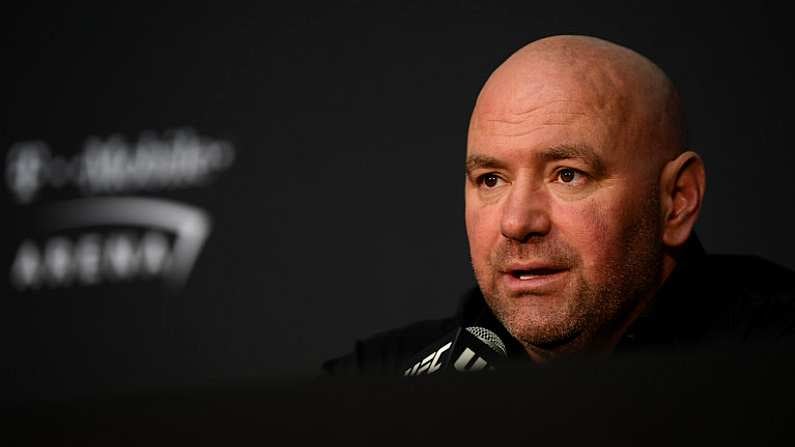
{"left": 402, "top": 326, "right": 508, "bottom": 376}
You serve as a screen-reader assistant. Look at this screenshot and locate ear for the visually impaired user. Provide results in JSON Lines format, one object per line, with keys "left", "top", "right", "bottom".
{"left": 659, "top": 151, "right": 706, "bottom": 248}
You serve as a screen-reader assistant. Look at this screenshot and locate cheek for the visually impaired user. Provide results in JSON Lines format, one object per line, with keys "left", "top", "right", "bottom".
{"left": 553, "top": 197, "right": 624, "bottom": 272}
{"left": 465, "top": 198, "right": 500, "bottom": 263}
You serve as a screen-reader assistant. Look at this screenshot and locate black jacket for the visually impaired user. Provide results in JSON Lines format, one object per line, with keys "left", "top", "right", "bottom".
{"left": 323, "top": 237, "right": 795, "bottom": 376}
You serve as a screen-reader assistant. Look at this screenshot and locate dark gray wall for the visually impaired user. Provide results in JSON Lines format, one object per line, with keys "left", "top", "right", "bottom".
{"left": 3, "top": 2, "right": 793, "bottom": 403}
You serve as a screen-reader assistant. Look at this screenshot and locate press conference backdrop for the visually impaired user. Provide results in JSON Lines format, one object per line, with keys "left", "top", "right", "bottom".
{"left": 3, "top": 2, "right": 794, "bottom": 404}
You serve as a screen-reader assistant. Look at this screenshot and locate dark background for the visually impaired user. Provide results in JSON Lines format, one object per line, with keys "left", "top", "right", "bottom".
{"left": 3, "top": 1, "right": 793, "bottom": 404}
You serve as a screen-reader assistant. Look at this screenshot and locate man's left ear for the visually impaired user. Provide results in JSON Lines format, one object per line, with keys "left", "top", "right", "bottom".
{"left": 659, "top": 151, "right": 706, "bottom": 247}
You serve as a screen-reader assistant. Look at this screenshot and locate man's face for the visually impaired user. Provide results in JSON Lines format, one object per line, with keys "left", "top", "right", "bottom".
{"left": 465, "top": 68, "right": 664, "bottom": 354}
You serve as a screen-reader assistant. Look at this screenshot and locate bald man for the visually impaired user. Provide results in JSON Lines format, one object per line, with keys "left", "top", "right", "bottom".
{"left": 323, "top": 35, "right": 795, "bottom": 375}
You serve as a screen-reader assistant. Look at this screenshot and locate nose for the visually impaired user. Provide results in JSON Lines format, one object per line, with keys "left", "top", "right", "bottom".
{"left": 500, "top": 183, "right": 551, "bottom": 242}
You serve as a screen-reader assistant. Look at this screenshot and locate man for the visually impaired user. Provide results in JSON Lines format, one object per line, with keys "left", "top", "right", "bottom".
{"left": 323, "top": 35, "right": 795, "bottom": 375}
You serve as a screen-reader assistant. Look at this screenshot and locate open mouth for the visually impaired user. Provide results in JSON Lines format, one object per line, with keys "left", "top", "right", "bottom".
{"left": 510, "top": 268, "right": 566, "bottom": 280}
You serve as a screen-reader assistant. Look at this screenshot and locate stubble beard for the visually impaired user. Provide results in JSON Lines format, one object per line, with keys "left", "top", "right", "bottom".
{"left": 473, "top": 193, "right": 663, "bottom": 357}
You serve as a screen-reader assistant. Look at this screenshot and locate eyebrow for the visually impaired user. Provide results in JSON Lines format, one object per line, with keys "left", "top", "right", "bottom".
{"left": 465, "top": 154, "right": 507, "bottom": 173}
{"left": 465, "top": 144, "right": 607, "bottom": 177}
{"left": 540, "top": 145, "right": 607, "bottom": 177}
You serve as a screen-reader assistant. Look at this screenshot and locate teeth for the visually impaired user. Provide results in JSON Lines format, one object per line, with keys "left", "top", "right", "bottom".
{"left": 516, "top": 269, "right": 562, "bottom": 279}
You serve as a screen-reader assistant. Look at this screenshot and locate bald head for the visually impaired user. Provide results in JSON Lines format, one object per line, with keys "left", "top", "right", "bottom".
{"left": 469, "top": 35, "right": 686, "bottom": 169}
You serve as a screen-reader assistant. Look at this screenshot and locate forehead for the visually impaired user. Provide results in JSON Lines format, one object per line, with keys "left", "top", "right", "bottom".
{"left": 469, "top": 99, "right": 622, "bottom": 163}
{"left": 467, "top": 64, "right": 636, "bottom": 164}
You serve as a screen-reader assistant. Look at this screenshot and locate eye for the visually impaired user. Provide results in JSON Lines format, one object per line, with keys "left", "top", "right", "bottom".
{"left": 556, "top": 167, "right": 583, "bottom": 184}
{"left": 477, "top": 173, "right": 502, "bottom": 188}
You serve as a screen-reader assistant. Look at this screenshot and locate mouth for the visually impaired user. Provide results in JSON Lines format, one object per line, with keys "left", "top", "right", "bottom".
{"left": 500, "top": 264, "right": 570, "bottom": 293}
{"left": 510, "top": 267, "right": 567, "bottom": 280}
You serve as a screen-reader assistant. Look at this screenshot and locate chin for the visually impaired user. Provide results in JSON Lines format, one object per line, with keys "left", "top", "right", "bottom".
{"left": 488, "top": 289, "right": 584, "bottom": 348}
{"left": 508, "top": 312, "right": 582, "bottom": 348}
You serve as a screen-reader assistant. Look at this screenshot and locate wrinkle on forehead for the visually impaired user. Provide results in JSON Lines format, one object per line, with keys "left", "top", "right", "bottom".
{"left": 479, "top": 115, "right": 589, "bottom": 139}
{"left": 488, "top": 100, "right": 590, "bottom": 125}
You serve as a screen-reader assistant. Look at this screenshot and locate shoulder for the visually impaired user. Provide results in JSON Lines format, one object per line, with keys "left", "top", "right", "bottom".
{"left": 707, "top": 254, "right": 795, "bottom": 289}
{"left": 322, "top": 287, "right": 490, "bottom": 376}
{"left": 321, "top": 316, "right": 461, "bottom": 376}
{"left": 702, "top": 254, "right": 795, "bottom": 342}
{"left": 705, "top": 254, "right": 795, "bottom": 305}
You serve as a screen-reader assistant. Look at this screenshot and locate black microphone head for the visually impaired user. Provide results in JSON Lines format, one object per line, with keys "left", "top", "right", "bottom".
{"left": 465, "top": 326, "right": 507, "bottom": 357}
{"left": 402, "top": 326, "right": 509, "bottom": 376}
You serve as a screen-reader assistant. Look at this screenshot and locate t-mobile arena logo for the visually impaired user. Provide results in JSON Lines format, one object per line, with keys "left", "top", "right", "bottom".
{"left": 11, "top": 197, "right": 211, "bottom": 291}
